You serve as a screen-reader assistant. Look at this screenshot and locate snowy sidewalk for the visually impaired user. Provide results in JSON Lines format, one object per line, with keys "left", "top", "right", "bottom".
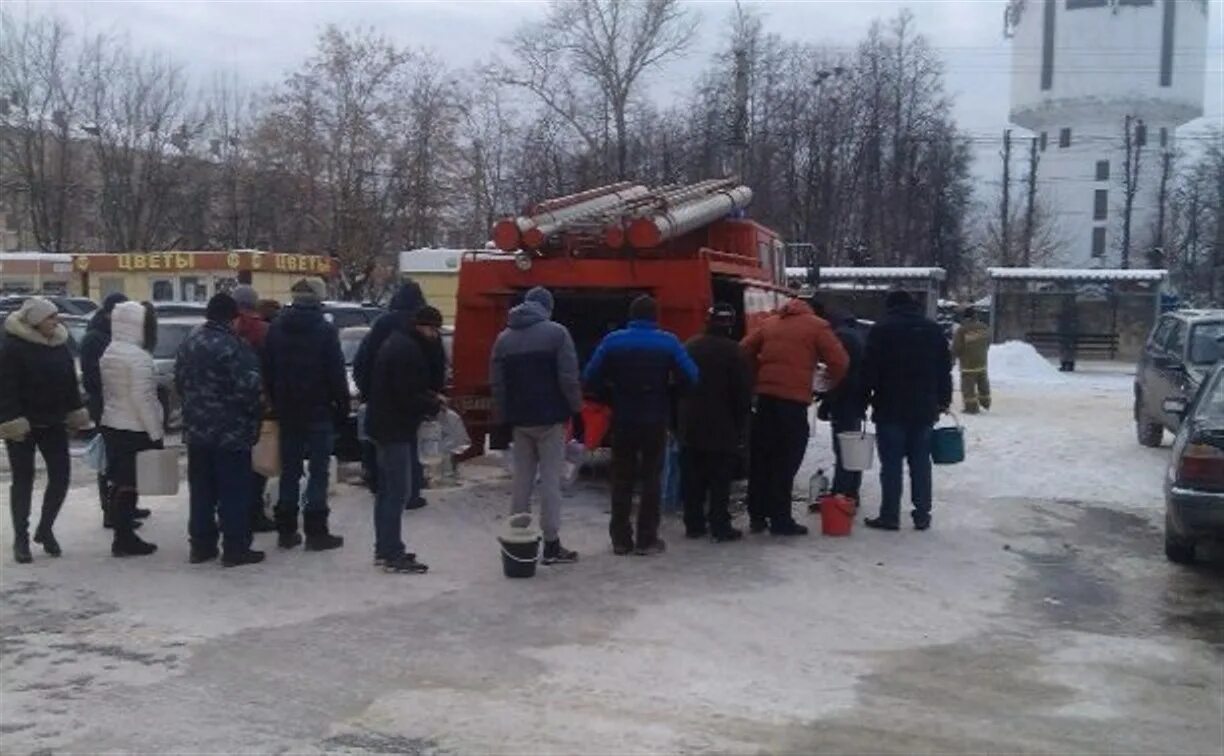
{"left": 2, "top": 349, "right": 1221, "bottom": 755}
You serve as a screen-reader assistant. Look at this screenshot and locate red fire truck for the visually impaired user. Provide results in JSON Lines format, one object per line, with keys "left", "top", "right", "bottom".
{"left": 451, "top": 179, "right": 792, "bottom": 451}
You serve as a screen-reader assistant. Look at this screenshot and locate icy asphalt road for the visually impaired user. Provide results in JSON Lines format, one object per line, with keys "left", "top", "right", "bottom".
{"left": 1, "top": 367, "right": 1222, "bottom": 755}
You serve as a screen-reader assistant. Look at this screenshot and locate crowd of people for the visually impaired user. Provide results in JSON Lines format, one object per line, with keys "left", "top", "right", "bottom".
{"left": 1, "top": 280, "right": 961, "bottom": 571}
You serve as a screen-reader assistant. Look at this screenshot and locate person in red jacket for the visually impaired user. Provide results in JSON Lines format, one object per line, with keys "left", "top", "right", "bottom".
{"left": 741, "top": 298, "right": 849, "bottom": 536}
{"left": 231, "top": 285, "right": 276, "bottom": 533}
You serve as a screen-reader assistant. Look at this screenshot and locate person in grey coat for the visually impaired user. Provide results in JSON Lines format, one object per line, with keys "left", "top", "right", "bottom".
{"left": 490, "top": 287, "right": 582, "bottom": 564}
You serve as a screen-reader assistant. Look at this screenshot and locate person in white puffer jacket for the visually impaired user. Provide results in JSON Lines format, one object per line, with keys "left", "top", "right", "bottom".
{"left": 100, "top": 301, "right": 164, "bottom": 557}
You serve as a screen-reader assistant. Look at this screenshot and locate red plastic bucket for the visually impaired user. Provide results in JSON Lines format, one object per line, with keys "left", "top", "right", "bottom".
{"left": 820, "top": 494, "right": 855, "bottom": 536}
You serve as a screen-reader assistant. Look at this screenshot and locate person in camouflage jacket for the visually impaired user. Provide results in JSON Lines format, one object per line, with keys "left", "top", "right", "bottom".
{"left": 951, "top": 307, "right": 991, "bottom": 414}
{"left": 174, "top": 293, "right": 265, "bottom": 566}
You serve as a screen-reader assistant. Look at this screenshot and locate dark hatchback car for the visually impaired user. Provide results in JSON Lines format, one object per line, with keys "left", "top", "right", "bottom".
{"left": 1163, "top": 363, "right": 1224, "bottom": 564}
{"left": 1134, "top": 309, "right": 1224, "bottom": 447}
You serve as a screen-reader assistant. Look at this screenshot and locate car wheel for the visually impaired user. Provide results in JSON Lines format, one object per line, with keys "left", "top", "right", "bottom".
{"left": 1164, "top": 530, "right": 1196, "bottom": 565}
{"left": 1136, "top": 413, "right": 1164, "bottom": 447}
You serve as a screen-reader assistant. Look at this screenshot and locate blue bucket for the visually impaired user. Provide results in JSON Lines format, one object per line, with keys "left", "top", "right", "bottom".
{"left": 931, "top": 414, "right": 965, "bottom": 465}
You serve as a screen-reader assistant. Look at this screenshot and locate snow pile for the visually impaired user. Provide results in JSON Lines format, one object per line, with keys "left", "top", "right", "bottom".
{"left": 989, "top": 340, "right": 1067, "bottom": 385}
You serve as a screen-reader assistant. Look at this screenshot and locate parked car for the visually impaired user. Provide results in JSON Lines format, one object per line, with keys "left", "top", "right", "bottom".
{"left": 153, "top": 302, "right": 208, "bottom": 319}
{"left": 323, "top": 301, "right": 382, "bottom": 329}
{"left": 334, "top": 326, "right": 370, "bottom": 462}
{"left": 1162, "top": 363, "right": 1224, "bottom": 564}
{"left": 1134, "top": 309, "right": 1224, "bottom": 447}
{"left": 151, "top": 316, "right": 204, "bottom": 430}
{"left": 0, "top": 294, "right": 97, "bottom": 317}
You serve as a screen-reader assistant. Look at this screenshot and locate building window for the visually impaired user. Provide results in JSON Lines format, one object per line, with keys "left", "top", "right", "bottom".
{"left": 1160, "top": 127, "right": 1168, "bottom": 147}
{"left": 1095, "top": 160, "right": 1110, "bottom": 181}
{"left": 1094, "top": 190, "right": 1108, "bottom": 221}
{"left": 1092, "top": 227, "right": 1107, "bottom": 258}
{"left": 1040, "top": 132, "right": 1048, "bottom": 151}
{"left": 151, "top": 279, "right": 174, "bottom": 302}
{"left": 1066, "top": 0, "right": 1107, "bottom": 8}
{"left": 1136, "top": 123, "right": 1148, "bottom": 146}
{"left": 1118, "top": 0, "right": 1155, "bottom": 6}
{"left": 1059, "top": 128, "right": 1072, "bottom": 148}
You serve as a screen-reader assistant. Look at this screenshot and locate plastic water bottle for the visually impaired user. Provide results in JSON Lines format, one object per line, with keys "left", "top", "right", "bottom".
{"left": 808, "top": 468, "right": 830, "bottom": 510}
{"left": 417, "top": 420, "right": 444, "bottom": 466}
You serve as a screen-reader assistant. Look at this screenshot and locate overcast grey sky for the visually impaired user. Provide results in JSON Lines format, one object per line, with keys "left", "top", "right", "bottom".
{"left": 17, "top": 0, "right": 1224, "bottom": 180}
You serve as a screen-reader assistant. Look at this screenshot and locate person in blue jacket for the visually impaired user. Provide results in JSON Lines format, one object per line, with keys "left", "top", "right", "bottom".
{"left": 583, "top": 295, "right": 698, "bottom": 556}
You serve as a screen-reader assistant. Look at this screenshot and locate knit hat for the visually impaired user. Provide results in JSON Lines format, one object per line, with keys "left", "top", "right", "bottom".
{"left": 205, "top": 292, "right": 239, "bottom": 323}
{"left": 629, "top": 294, "right": 657, "bottom": 322}
{"left": 100, "top": 292, "right": 129, "bottom": 314}
{"left": 290, "top": 277, "right": 326, "bottom": 302}
{"left": 415, "top": 306, "right": 443, "bottom": 328}
{"left": 885, "top": 289, "right": 916, "bottom": 309}
{"left": 19, "top": 296, "right": 58, "bottom": 327}
{"left": 524, "top": 286, "right": 554, "bottom": 315}
{"left": 232, "top": 285, "right": 259, "bottom": 312}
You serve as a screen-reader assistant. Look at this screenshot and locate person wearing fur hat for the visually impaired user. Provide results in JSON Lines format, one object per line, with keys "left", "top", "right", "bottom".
{"left": 0, "top": 297, "right": 92, "bottom": 563}
{"left": 100, "top": 300, "right": 164, "bottom": 557}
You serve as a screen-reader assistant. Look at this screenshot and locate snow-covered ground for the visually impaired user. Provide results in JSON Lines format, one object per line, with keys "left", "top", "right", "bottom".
{"left": 2, "top": 348, "right": 1221, "bottom": 754}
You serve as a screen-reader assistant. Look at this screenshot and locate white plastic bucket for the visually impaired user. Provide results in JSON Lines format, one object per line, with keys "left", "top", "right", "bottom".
{"left": 136, "top": 448, "right": 180, "bottom": 496}
{"left": 837, "top": 430, "right": 876, "bottom": 472}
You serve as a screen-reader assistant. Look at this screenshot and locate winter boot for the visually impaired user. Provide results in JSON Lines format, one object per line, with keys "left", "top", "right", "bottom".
{"left": 302, "top": 510, "right": 344, "bottom": 552}
{"left": 769, "top": 520, "right": 809, "bottom": 536}
{"left": 542, "top": 540, "right": 578, "bottom": 565}
{"left": 134, "top": 507, "right": 151, "bottom": 519}
{"left": 711, "top": 526, "right": 743, "bottom": 543}
{"left": 190, "top": 543, "right": 220, "bottom": 564}
{"left": 749, "top": 517, "right": 769, "bottom": 534}
{"left": 250, "top": 504, "right": 277, "bottom": 534}
{"left": 110, "top": 489, "right": 157, "bottom": 557}
{"left": 404, "top": 496, "right": 428, "bottom": 511}
{"left": 32, "top": 527, "right": 61, "bottom": 557}
{"left": 222, "top": 549, "right": 266, "bottom": 568}
{"left": 275, "top": 508, "right": 303, "bottom": 550}
{"left": 684, "top": 525, "right": 708, "bottom": 539}
{"left": 864, "top": 516, "right": 900, "bottom": 532}
{"left": 383, "top": 553, "right": 428, "bottom": 574}
{"left": 634, "top": 539, "right": 667, "bottom": 556}
{"left": 13, "top": 535, "right": 32, "bottom": 564}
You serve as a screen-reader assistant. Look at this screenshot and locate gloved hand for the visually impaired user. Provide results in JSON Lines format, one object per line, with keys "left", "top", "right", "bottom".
{"left": 66, "top": 408, "right": 93, "bottom": 432}
{"left": 0, "top": 417, "right": 31, "bottom": 442}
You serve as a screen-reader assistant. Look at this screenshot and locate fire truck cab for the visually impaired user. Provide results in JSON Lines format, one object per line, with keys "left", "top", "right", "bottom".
{"left": 450, "top": 181, "right": 791, "bottom": 451}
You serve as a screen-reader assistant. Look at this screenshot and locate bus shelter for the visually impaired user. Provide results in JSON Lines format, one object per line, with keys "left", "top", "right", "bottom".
{"left": 785, "top": 266, "right": 945, "bottom": 320}
{"left": 988, "top": 268, "right": 1167, "bottom": 362}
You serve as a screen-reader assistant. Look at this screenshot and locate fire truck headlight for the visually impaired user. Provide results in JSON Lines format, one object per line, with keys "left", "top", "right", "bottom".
{"left": 514, "top": 251, "right": 533, "bottom": 272}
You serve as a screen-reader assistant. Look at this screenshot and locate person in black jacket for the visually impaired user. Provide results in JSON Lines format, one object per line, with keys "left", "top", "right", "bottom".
{"left": 353, "top": 281, "right": 427, "bottom": 497}
{"left": 0, "top": 297, "right": 92, "bottom": 563}
{"left": 813, "top": 301, "right": 868, "bottom": 503}
{"left": 367, "top": 309, "right": 439, "bottom": 574}
{"left": 677, "top": 303, "right": 751, "bottom": 543}
{"left": 862, "top": 290, "right": 953, "bottom": 532}
{"left": 263, "top": 278, "right": 348, "bottom": 551}
{"left": 78, "top": 292, "right": 135, "bottom": 528}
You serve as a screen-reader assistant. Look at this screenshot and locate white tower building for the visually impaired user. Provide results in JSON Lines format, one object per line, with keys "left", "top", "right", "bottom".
{"left": 1007, "top": 0, "right": 1209, "bottom": 268}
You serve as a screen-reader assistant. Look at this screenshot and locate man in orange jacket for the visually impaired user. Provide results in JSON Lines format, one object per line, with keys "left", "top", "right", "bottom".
{"left": 741, "top": 298, "right": 849, "bottom": 535}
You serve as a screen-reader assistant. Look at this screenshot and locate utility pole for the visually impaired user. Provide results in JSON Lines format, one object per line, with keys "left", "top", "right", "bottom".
{"left": 1000, "top": 128, "right": 1012, "bottom": 263}
{"left": 1023, "top": 136, "right": 1039, "bottom": 267}
{"left": 1121, "top": 114, "right": 1144, "bottom": 270}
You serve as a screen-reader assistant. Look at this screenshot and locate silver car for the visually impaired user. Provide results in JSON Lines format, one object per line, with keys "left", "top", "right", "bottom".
{"left": 152, "top": 316, "right": 205, "bottom": 430}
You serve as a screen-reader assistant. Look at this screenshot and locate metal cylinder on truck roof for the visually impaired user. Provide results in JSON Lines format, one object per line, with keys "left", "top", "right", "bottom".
{"left": 520, "top": 184, "right": 650, "bottom": 249}
{"left": 490, "top": 181, "right": 636, "bottom": 251}
{"left": 627, "top": 186, "right": 753, "bottom": 250}
{"left": 602, "top": 179, "right": 737, "bottom": 248}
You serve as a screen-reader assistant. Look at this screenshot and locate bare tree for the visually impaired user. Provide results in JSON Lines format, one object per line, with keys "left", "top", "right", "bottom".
{"left": 500, "top": 0, "right": 698, "bottom": 179}
{"left": 0, "top": 12, "right": 90, "bottom": 251}
{"left": 81, "top": 35, "right": 201, "bottom": 250}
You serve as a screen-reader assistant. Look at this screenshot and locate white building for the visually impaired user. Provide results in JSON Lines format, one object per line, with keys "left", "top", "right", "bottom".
{"left": 1007, "top": 0, "right": 1209, "bottom": 268}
